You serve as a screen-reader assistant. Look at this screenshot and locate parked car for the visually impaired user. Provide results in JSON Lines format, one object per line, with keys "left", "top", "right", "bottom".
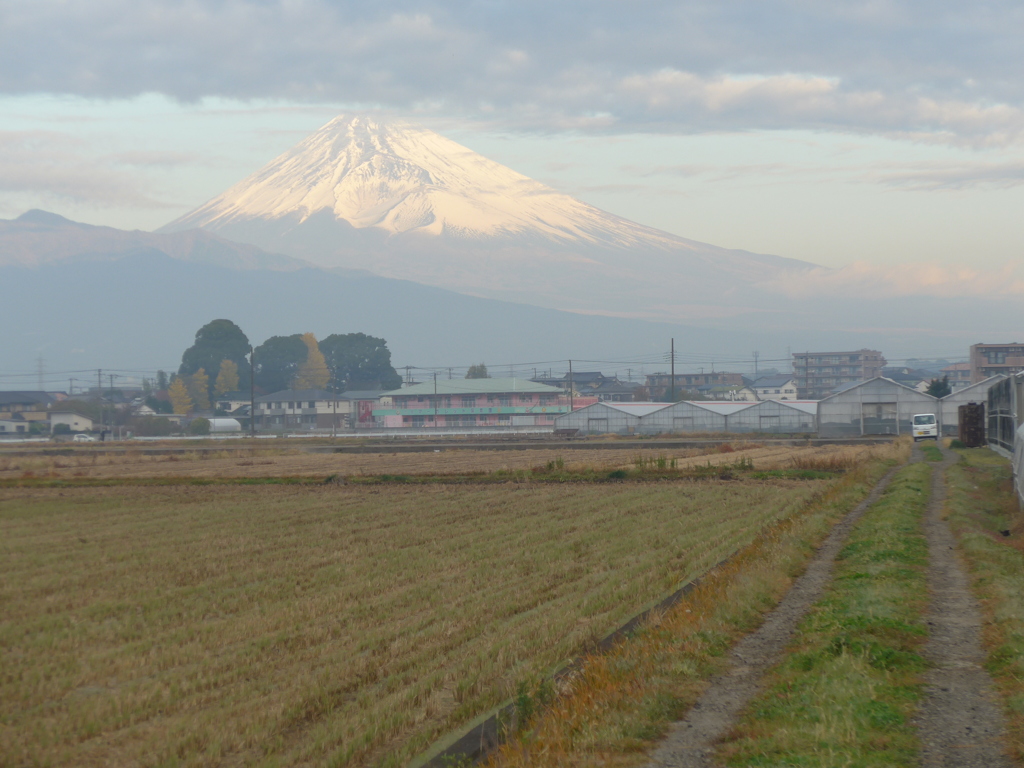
{"left": 912, "top": 413, "right": 938, "bottom": 441}
{"left": 73, "top": 433, "right": 96, "bottom": 442}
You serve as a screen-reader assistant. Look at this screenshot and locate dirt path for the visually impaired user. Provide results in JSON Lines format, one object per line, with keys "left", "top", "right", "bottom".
{"left": 914, "top": 445, "right": 1011, "bottom": 767}
{"left": 645, "top": 465, "right": 901, "bottom": 767}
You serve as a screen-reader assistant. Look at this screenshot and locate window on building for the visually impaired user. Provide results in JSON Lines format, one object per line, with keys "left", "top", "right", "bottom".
{"left": 499, "top": 397, "right": 511, "bottom": 407}
{"left": 461, "top": 397, "right": 476, "bottom": 407}
{"left": 308, "top": 401, "right": 316, "bottom": 408}
{"left": 288, "top": 402, "right": 295, "bottom": 409}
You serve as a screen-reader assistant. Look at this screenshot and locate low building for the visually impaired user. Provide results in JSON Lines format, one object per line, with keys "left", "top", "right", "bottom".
{"left": 793, "top": 349, "right": 886, "bottom": 399}
{"left": 941, "top": 362, "right": 972, "bottom": 390}
{"left": 0, "top": 414, "right": 30, "bottom": 434}
{"left": 817, "top": 377, "right": 938, "bottom": 437}
{"left": 719, "top": 400, "right": 818, "bottom": 434}
{"left": 645, "top": 372, "right": 745, "bottom": 400}
{"left": 752, "top": 375, "right": 799, "bottom": 401}
{"left": 49, "top": 411, "right": 94, "bottom": 432}
{"left": 254, "top": 389, "right": 349, "bottom": 431}
{"left": 970, "top": 343, "right": 1024, "bottom": 383}
{"left": 531, "top": 371, "right": 639, "bottom": 402}
{"left": 375, "top": 378, "right": 584, "bottom": 428}
{"left": 695, "top": 384, "right": 758, "bottom": 402}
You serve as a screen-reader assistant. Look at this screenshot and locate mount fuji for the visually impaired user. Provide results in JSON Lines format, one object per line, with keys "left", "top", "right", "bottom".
{"left": 160, "top": 116, "right": 816, "bottom": 322}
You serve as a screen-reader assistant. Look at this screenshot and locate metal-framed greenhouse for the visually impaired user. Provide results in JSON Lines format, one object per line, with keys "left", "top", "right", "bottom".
{"left": 938, "top": 375, "right": 1005, "bottom": 436}
{"left": 817, "top": 377, "right": 939, "bottom": 437}
{"left": 721, "top": 400, "right": 818, "bottom": 434}
{"left": 553, "top": 402, "right": 668, "bottom": 435}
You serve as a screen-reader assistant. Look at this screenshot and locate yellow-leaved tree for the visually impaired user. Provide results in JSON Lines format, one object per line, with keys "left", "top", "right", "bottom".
{"left": 292, "top": 333, "right": 331, "bottom": 390}
{"left": 214, "top": 359, "right": 240, "bottom": 395}
{"left": 167, "top": 377, "right": 193, "bottom": 414}
{"left": 186, "top": 368, "right": 211, "bottom": 411}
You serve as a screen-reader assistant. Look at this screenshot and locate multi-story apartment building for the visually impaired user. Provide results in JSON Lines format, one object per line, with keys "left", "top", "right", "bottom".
{"left": 941, "top": 362, "right": 972, "bottom": 390}
{"left": 969, "top": 343, "right": 1024, "bottom": 384}
{"left": 792, "top": 349, "right": 886, "bottom": 400}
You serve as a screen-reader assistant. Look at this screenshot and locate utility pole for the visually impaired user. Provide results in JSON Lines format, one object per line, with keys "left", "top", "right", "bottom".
{"left": 249, "top": 346, "right": 256, "bottom": 438}
{"left": 97, "top": 369, "right": 103, "bottom": 439}
{"left": 447, "top": 368, "right": 452, "bottom": 380}
{"left": 568, "top": 359, "right": 574, "bottom": 412}
{"left": 670, "top": 338, "right": 675, "bottom": 402}
{"left": 69, "top": 377, "right": 76, "bottom": 396}
{"left": 433, "top": 371, "right": 438, "bottom": 428}
{"left": 753, "top": 351, "right": 760, "bottom": 379}
{"left": 109, "top": 374, "right": 118, "bottom": 441}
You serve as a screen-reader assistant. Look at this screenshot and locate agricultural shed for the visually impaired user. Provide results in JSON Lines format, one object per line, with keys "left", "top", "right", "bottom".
{"left": 636, "top": 401, "right": 738, "bottom": 434}
{"left": 207, "top": 418, "right": 242, "bottom": 433}
{"left": 818, "top": 377, "right": 938, "bottom": 437}
{"left": 554, "top": 402, "right": 667, "bottom": 435}
{"left": 938, "top": 375, "right": 1005, "bottom": 436}
{"left": 724, "top": 400, "right": 818, "bottom": 434}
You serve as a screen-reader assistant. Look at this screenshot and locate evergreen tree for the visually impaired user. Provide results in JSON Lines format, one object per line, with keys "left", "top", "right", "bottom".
{"left": 168, "top": 377, "right": 193, "bottom": 414}
{"left": 292, "top": 333, "right": 331, "bottom": 390}
{"left": 320, "top": 333, "right": 402, "bottom": 391}
{"left": 214, "top": 359, "right": 240, "bottom": 395}
{"left": 466, "top": 363, "right": 489, "bottom": 379}
{"left": 253, "top": 335, "right": 307, "bottom": 393}
{"left": 179, "top": 319, "right": 251, "bottom": 389}
{"left": 926, "top": 375, "right": 952, "bottom": 398}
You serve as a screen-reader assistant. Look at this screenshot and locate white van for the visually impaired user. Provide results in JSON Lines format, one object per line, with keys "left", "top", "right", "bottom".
{"left": 912, "top": 413, "right": 938, "bottom": 442}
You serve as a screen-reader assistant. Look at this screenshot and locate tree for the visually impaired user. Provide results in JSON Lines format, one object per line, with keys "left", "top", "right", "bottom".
{"left": 188, "top": 417, "right": 211, "bottom": 436}
{"left": 926, "top": 375, "right": 952, "bottom": 398}
{"left": 156, "top": 370, "right": 169, "bottom": 391}
{"left": 131, "top": 416, "right": 174, "bottom": 437}
{"left": 465, "top": 363, "right": 490, "bottom": 379}
{"left": 319, "top": 333, "right": 402, "bottom": 391}
{"left": 168, "top": 377, "right": 193, "bottom": 413}
{"left": 214, "top": 359, "right": 240, "bottom": 395}
{"left": 253, "top": 335, "right": 308, "bottom": 393}
{"left": 145, "top": 395, "right": 173, "bottom": 414}
{"left": 186, "top": 369, "right": 212, "bottom": 411}
{"left": 179, "top": 319, "right": 251, "bottom": 393}
{"left": 292, "top": 333, "right": 331, "bottom": 390}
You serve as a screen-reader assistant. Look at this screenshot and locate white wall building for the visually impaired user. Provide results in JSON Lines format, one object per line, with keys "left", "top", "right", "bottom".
{"left": 49, "top": 411, "right": 94, "bottom": 432}
{"left": 818, "top": 377, "right": 939, "bottom": 437}
{"left": 752, "top": 375, "right": 799, "bottom": 401}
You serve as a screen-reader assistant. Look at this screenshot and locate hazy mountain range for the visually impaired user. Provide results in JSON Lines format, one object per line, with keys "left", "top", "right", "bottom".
{"left": 4, "top": 115, "right": 1018, "bottom": 376}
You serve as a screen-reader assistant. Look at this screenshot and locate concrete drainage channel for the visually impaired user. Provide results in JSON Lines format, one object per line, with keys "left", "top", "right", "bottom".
{"left": 411, "top": 556, "right": 735, "bottom": 768}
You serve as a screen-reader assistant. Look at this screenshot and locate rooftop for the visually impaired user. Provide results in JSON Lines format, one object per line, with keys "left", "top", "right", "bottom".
{"left": 383, "top": 378, "right": 562, "bottom": 397}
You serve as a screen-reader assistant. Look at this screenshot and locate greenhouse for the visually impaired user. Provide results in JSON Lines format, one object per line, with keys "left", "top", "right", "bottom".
{"left": 818, "top": 377, "right": 938, "bottom": 437}
{"left": 722, "top": 400, "right": 818, "bottom": 434}
{"left": 938, "top": 375, "right": 1004, "bottom": 436}
{"left": 637, "top": 401, "right": 747, "bottom": 434}
{"left": 553, "top": 402, "right": 667, "bottom": 435}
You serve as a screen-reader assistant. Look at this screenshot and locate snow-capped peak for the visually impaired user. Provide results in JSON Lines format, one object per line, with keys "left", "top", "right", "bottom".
{"left": 162, "top": 114, "right": 687, "bottom": 250}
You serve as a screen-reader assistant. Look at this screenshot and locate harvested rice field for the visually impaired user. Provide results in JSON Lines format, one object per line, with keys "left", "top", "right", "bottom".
{"left": 1, "top": 475, "right": 834, "bottom": 767}
{"left": 0, "top": 441, "right": 876, "bottom": 481}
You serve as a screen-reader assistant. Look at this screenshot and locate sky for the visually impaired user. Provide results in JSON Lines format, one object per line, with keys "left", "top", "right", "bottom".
{"left": 2, "top": 0, "right": 1024, "bottom": 273}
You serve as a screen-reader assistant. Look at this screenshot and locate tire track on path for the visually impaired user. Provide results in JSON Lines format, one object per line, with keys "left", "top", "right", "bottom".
{"left": 914, "top": 445, "right": 1011, "bottom": 767}
{"left": 645, "top": 463, "right": 901, "bottom": 768}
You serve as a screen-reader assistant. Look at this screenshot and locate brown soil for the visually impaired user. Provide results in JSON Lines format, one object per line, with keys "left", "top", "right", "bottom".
{"left": 644, "top": 465, "right": 901, "bottom": 767}
{"left": 914, "top": 445, "right": 1012, "bottom": 766}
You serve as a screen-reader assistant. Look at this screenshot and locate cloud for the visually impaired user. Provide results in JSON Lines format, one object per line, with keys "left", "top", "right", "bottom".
{"left": 870, "top": 160, "right": 1024, "bottom": 190}
{"left": 0, "top": 131, "right": 170, "bottom": 207}
{"left": 2, "top": 1, "right": 1024, "bottom": 144}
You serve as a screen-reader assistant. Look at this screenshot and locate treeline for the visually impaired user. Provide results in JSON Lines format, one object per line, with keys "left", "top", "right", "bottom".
{"left": 154, "top": 319, "right": 402, "bottom": 413}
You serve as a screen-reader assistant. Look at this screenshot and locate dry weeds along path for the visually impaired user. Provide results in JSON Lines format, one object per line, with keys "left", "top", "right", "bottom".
{"left": 645, "top": 464, "right": 901, "bottom": 768}
{"left": 913, "top": 445, "right": 1012, "bottom": 767}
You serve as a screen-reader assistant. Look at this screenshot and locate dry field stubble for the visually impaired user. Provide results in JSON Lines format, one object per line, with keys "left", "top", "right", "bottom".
{"left": 1, "top": 441, "right": 875, "bottom": 481}
{"left": 2, "top": 476, "right": 831, "bottom": 767}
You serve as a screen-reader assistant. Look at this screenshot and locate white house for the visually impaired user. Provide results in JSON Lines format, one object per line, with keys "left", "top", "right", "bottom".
{"left": 752, "top": 375, "right": 799, "bottom": 401}
{"left": 49, "top": 411, "right": 94, "bottom": 432}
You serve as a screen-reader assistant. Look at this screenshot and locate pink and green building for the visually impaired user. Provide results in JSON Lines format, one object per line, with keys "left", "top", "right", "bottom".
{"left": 374, "top": 378, "right": 596, "bottom": 428}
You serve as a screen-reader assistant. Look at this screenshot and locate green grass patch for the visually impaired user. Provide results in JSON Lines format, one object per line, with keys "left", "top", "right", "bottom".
{"left": 944, "top": 447, "right": 1024, "bottom": 761}
{"left": 921, "top": 443, "right": 943, "bottom": 462}
{"left": 484, "top": 454, "right": 906, "bottom": 768}
{"left": 719, "top": 462, "right": 932, "bottom": 767}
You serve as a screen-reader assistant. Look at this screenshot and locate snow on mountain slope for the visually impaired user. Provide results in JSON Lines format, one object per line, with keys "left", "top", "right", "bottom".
{"left": 161, "top": 115, "right": 819, "bottom": 321}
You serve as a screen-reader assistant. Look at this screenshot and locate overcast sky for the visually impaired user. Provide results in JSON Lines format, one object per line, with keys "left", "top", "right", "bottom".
{"left": 2, "top": 0, "right": 1024, "bottom": 274}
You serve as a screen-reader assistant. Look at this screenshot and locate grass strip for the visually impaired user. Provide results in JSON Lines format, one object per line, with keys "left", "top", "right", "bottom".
{"left": 943, "top": 448, "right": 1024, "bottom": 761}
{"left": 485, "top": 449, "right": 908, "bottom": 768}
{"left": 921, "top": 443, "right": 943, "bottom": 462}
{"left": 718, "top": 461, "right": 931, "bottom": 767}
